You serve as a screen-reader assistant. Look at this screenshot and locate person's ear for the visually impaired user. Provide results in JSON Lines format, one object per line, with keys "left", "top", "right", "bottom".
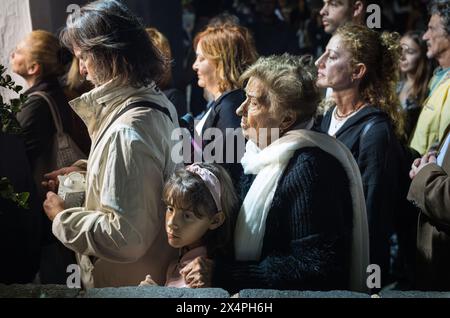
{"left": 280, "top": 110, "right": 297, "bottom": 133}
{"left": 352, "top": 63, "right": 367, "bottom": 82}
{"left": 352, "top": 1, "right": 365, "bottom": 20}
{"left": 27, "top": 62, "right": 40, "bottom": 77}
{"left": 209, "top": 212, "right": 225, "bottom": 230}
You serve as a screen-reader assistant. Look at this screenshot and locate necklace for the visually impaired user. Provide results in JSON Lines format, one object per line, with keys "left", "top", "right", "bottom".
{"left": 334, "top": 102, "right": 366, "bottom": 120}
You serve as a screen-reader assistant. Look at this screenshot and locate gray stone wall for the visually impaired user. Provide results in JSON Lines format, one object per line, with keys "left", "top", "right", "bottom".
{"left": 1, "top": 284, "right": 450, "bottom": 298}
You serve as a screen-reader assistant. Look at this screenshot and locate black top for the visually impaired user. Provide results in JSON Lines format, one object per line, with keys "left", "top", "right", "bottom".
{"left": 320, "top": 106, "right": 402, "bottom": 280}
{"left": 213, "top": 146, "right": 353, "bottom": 292}
{"left": 201, "top": 89, "right": 245, "bottom": 187}
{"left": 16, "top": 77, "right": 73, "bottom": 169}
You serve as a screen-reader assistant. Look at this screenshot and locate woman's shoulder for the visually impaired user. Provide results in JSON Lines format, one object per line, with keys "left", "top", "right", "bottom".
{"left": 216, "top": 89, "right": 245, "bottom": 109}
{"left": 287, "top": 146, "right": 346, "bottom": 178}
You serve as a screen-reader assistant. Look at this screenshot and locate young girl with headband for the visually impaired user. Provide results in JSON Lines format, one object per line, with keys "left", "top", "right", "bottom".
{"left": 140, "top": 163, "right": 238, "bottom": 288}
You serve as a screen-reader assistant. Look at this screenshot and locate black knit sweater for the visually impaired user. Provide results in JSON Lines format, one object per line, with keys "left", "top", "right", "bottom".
{"left": 213, "top": 146, "right": 354, "bottom": 292}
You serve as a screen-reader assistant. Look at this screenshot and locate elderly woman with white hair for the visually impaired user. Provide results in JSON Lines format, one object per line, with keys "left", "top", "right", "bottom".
{"left": 180, "top": 54, "right": 369, "bottom": 292}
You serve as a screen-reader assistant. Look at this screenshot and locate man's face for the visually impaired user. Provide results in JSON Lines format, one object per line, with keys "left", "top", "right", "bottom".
{"left": 423, "top": 14, "right": 450, "bottom": 61}
{"left": 73, "top": 47, "right": 98, "bottom": 86}
{"left": 320, "top": 0, "right": 353, "bottom": 34}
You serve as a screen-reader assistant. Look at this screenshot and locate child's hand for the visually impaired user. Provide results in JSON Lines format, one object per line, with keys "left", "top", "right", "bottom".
{"left": 180, "top": 256, "right": 214, "bottom": 288}
{"left": 139, "top": 275, "right": 157, "bottom": 286}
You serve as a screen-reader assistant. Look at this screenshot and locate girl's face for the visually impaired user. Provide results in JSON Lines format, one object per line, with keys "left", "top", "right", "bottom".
{"left": 192, "top": 41, "right": 220, "bottom": 96}
{"left": 315, "top": 34, "right": 354, "bottom": 91}
{"left": 165, "top": 205, "right": 217, "bottom": 250}
{"left": 399, "top": 36, "right": 421, "bottom": 74}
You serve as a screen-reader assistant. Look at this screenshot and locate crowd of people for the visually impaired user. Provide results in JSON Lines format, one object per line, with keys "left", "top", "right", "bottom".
{"left": 0, "top": 0, "right": 449, "bottom": 293}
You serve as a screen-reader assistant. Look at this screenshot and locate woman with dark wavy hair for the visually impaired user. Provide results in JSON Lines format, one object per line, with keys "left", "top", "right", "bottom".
{"left": 42, "top": 0, "right": 179, "bottom": 288}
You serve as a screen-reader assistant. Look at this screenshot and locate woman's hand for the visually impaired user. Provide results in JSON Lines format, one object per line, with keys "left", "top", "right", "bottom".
{"left": 410, "top": 151, "right": 437, "bottom": 179}
{"left": 41, "top": 166, "right": 84, "bottom": 192}
{"left": 180, "top": 256, "right": 214, "bottom": 288}
{"left": 43, "top": 192, "right": 65, "bottom": 221}
{"left": 139, "top": 275, "right": 158, "bottom": 286}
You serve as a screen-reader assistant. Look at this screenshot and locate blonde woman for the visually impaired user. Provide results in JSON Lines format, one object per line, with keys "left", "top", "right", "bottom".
{"left": 192, "top": 24, "right": 258, "bottom": 185}
{"left": 10, "top": 29, "right": 76, "bottom": 284}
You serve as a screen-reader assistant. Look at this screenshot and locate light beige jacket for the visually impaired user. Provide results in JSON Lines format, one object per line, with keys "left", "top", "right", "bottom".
{"left": 52, "top": 80, "right": 179, "bottom": 288}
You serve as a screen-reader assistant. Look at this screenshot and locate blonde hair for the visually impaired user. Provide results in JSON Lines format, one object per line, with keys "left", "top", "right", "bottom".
{"left": 146, "top": 28, "right": 172, "bottom": 89}
{"left": 26, "top": 30, "right": 70, "bottom": 79}
{"left": 240, "top": 54, "right": 320, "bottom": 124}
{"left": 194, "top": 24, "right": 258, "bottom": 93}
{"left": 335, "top": 24, "right": 405, "bottom": 138}
{"left": 163, "top": 163, "right": 239, "bottom": 257}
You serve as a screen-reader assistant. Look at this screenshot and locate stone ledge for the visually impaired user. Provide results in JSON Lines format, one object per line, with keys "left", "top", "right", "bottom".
{"left": 1, "top": 284, "right": 449, "bottom": 298}
{"left": 0, "top": 284, "right": 81, "bottom": 298}
{"left": 379, "top": 291, "right": 450, "bottom": 298}
{"left": 239, "top": 289, "right": 370, "bottom": 298}
{"left": 81, "top": 286, "right": 230, "bottom": 298}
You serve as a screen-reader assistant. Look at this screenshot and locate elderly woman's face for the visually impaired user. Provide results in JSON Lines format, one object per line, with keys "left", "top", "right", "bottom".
{"left": 315, "top": 34, "right": 354, "bottom": 91}
{"left": 236, "top": 77, "right": 285, "bottom": 149}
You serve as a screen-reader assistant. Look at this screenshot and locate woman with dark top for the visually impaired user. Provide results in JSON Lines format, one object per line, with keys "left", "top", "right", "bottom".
{"left": 315, "top": 24, "right": 407, "bottom": 286}
{"left": 10, "top": 30, "right": 77, "bottom": 284}
{"left": 192, "top": 23, "right": 258, "bottom": 186}
{"left": 179, "top": 54, "right": 369, "bottom": 293}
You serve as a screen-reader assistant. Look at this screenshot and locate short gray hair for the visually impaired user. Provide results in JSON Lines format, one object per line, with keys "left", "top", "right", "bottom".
{"left": 429, "top": 0, "right": 450, "bottom": 35}
{"left": 240, "top": 54, "right": 320, "bottom": 123}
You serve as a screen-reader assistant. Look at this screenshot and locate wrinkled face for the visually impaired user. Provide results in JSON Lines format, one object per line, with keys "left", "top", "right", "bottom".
{"left": 236, "top": 77, "right": 284, "bottom": 149}
{"left": 315, "top": 34, "right": 354, "bottom": 90}
{"left": 73, "top": 47, "right": 97, "bottom": 86}
{"left": 192, "top": 41, "right": 220, "bottom": 95}
{"left": 10, "top": 37, "right": 32, "bottom": 78}
{"left": 423, "top": 14, "right": 450, "bottom": 60}
{"left": 165, "top": 204, "right": 214, "bottom": 249}
{"left": 400, "top": 36, "right": 421, "bottom": 74}
{"left": 320, "top": 0, "right": 353, "bottom": 34}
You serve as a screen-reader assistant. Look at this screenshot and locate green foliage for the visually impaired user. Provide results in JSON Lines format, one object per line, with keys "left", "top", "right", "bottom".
{"left": 0, "top": 64, "right": 30, "bottom": 210}
{"left": 0, "top": 64, "right": 27, "bottom": 134}
{"left": 0, "top": 177, "right": 30, "bottom": 210}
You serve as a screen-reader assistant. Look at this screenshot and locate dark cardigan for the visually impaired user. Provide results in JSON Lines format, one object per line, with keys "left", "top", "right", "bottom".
{"left": 320, "top": 106, "right": 402, "bottom": 281}
{"left": 213, "top": 146, "right": 353, "bottom": 292}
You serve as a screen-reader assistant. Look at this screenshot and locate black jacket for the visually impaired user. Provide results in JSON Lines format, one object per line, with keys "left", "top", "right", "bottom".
{"left": 16, "top": 77, "right": 73, "bottom": 171}
{"left": 213, "top": 147, "right": 353, "bottom": 292}
{"left": 320, "top": 106, "right": 402, "bottom": 281}
{"left": 201, "top": 89, "right": 245, "bottom": 187}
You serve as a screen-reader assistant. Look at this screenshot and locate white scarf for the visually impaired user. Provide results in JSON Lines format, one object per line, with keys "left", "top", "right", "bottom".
{"left": 234, "top": 129, "right": 369, "bottom": 292}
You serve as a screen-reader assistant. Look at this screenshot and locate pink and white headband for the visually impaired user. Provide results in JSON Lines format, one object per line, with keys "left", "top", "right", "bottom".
{"left": 186, "top": 164, "right": 222, "bottom": 212}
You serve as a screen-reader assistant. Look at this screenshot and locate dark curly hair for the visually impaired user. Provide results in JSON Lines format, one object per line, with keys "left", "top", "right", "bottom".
{"left": 335, "top": 24, "right": 405, "bottom": 138}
